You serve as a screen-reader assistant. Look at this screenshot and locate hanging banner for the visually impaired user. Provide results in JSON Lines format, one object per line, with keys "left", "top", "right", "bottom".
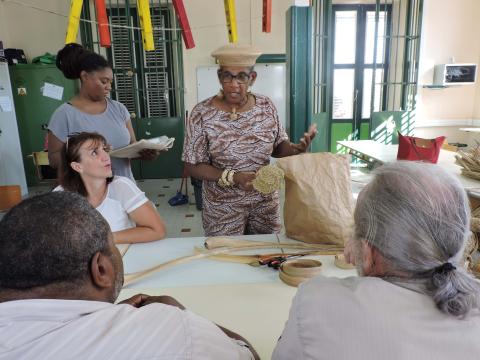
{"left": 224, "top": 0, "right": 238, "bottom": 43}
{"left": 172, "top": 0, "right": 195, "bottom": 49}
{"left": 137, "top": 0, "right": 155, "bottom": 51}
{"left": 262, "top": 0, "right": 272, "bottom": 33}
{"left": 65, "top": 0, "right": 83, "bottom": 44}
{"left": 95, "top": 0, "right": 111, "bottom": 47}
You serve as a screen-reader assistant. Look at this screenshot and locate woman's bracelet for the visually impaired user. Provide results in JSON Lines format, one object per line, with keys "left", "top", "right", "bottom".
{"left": 218, "top": 168, "right": 236, "bottom": 187}
{"left": 218, "top": 169, "right": 229, "bottom": 187}
{"left": 227, "top": 169, "right": 235, "bottom": 185}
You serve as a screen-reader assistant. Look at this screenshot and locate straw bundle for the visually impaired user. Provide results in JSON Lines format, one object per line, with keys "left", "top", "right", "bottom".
{"left": 467, "top": 206, "right": 480, "bottom": 278}
{"left": 455, "top": 146, "right": 480, "bottom": 180}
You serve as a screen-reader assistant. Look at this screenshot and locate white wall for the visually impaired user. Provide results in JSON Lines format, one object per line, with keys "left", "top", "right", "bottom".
{"left": 0, "top": 0, "right": 73, "bottom": 60}
{"left": 474, "top": 50, "right": 480, "bottom": 118}
{"left": 417, "top": 0, "right": 480, "bottom": 124}
{"left": 0, "top": 1, "right": 8, "bottom": 48}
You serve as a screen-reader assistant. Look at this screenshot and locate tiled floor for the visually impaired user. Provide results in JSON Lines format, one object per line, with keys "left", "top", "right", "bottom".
{"left": 136, "top": 178, "right": 205, "bottom": 237}
{"left": 2, "top": 167, "right": 370, "bottom": 236}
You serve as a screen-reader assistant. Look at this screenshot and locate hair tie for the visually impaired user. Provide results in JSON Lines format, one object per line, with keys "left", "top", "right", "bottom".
{"left": 434, "top": 262, "right": 456, "bottom": 275}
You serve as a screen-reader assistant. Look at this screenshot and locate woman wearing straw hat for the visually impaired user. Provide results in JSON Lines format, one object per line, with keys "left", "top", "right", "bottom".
{"left": 182, "top": 43, "right": 317, "bottom": 236}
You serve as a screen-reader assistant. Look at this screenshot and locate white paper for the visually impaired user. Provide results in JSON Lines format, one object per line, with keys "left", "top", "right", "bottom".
{"left": 0, "top": 96, "right": 12, "bottom": 112}
{"left": 42, "top": 82, "right": 64, "bottom": 100}
{"left": 109, "top": 136, "right": 175, "bottom": 158}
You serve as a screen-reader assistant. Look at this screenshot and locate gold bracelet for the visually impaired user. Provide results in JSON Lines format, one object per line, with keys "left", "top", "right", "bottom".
{"left": 227, "top": 169, "right": 235, "bottom": 185}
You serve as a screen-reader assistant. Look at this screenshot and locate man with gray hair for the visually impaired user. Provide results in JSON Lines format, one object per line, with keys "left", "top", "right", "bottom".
{"left": 273, "top": 161, "right": 480, "bottom": 359}
{"left": 0, "top": 191, "right": 258, "bottom": 359}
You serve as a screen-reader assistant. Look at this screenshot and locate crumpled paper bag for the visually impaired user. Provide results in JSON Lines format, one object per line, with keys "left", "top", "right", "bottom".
{"left": 277, "top": 153, "right": 354, "bottom": 245}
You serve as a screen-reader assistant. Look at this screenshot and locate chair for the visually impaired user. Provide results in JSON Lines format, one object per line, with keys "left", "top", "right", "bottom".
{"left": 0, "top": 185, "right": 22, "bottom": 211}
{"left": 31, "top": 151, "right": 57, "bottom": 182}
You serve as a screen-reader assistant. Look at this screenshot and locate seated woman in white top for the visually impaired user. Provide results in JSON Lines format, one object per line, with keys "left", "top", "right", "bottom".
{"left": 55, "top": 132, "right": 166, "bottom": 244}
{"left": 273, "top": 161, "right": 480, "bottom": 360}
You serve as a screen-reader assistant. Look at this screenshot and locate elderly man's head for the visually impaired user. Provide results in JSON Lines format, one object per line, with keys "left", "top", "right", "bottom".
{"left": 352, "top": 161, "right": 480, "bottom": 317}
{"left": 0, "top": 192, "right": 123, "bottom": 303}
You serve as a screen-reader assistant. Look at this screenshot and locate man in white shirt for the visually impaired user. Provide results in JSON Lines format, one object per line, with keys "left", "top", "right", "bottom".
{"left": 273, "top": 161, "right": 480, "bottom": 360}
{"left": 0, "top": 192, "right": 258, "bottom": 360}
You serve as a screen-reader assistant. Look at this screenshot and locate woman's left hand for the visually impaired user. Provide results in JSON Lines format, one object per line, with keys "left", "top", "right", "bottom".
{"left": 292, "top": 124, "right": 317, "bottom": 154}
{"left": 138, "top": 148, "right": 160, "bottom": 161}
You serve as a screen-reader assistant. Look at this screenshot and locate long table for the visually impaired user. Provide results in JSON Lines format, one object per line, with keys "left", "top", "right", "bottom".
{"left": 338, "top": 140, "right": 480, "bottom": 196}
{"left": 117, "top": 235, "right": 356, "bottom": 359}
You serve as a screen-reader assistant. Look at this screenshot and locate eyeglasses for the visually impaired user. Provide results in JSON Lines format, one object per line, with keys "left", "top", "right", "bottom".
{"left": 219, "top": 71, "right": 251, "bottom": 84}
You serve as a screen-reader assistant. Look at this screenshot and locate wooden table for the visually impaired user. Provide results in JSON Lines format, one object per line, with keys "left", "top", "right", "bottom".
{"left": 337, "top": 140, "right": 480, "bottom": 197}
{"left": 117, "top": 235, "right": 356, "bottom": 359}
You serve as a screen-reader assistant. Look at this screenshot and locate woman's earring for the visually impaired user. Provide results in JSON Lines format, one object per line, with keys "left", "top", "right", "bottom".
{"left": 217, "top": 89, "right": 224, "bottom": 99}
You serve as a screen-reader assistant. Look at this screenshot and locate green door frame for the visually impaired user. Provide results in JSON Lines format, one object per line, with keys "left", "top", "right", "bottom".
{"left": 287, "top": 3, "right": 331, "bottom": 152}
{"left": 286, "top": 6, "right": 313, "bottom": 144}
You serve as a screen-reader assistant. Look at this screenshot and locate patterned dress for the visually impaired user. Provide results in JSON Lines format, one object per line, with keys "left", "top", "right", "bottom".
{"left": 182, "top": 94, "right": 289, "bottom": 236}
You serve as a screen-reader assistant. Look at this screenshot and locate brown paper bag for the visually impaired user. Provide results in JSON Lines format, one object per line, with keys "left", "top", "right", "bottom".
{"left": 276, "top": 153, "right": 354, "bottom": 245}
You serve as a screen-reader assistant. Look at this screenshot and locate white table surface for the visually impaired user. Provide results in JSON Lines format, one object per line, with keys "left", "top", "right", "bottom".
{"left": 121, "top": 234, "right": 354, "bottom": 288}
{"left": 118, "top": 234, "right": 356, "bottom": 358}
{"left": 338, "top": 140, "right": 480, "bottom": 193}
{"left": 460, "top": 127, "right": 480, "bottom": 133}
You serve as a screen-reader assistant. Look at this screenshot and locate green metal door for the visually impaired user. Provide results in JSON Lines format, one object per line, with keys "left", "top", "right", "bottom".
{"left": 329, "top": 4, "right": 391, "bottom": 152}
{"left": 9, "top": 64, "right": 77, "bottom": 186}
{"left": 133, "top": 117, "right": 184, "bottom": 179}
{"left": 297, "top": 0, "right": 423, "bottom": 153}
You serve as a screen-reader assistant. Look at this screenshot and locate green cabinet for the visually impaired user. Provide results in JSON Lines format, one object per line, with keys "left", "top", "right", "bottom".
{"left": 9, "top": 64, "right": 77, "bottom": 186}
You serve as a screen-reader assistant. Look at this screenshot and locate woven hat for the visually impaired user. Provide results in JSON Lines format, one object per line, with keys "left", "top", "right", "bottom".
{"left": 211, "top": 43, "right": 262, "bottom": 67}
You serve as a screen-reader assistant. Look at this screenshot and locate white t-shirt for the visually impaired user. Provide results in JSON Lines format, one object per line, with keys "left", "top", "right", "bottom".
{"left": 54, "top": 176, "right": 148, "bottom": 232}
{"left": 273, "top": 275, "right": 480, "bottom": 360}
{"left": 0, "top": 299, "right": 254, "bottom": 359}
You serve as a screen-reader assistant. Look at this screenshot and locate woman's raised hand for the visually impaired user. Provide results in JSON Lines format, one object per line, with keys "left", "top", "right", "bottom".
{"left": 292, "top": 123, "right": 318, "bottom": 154}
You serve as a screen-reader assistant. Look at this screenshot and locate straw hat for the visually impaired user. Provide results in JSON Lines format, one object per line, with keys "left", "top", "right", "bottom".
{"left": 211, "top": 43, "right": 262, "bottom": 67}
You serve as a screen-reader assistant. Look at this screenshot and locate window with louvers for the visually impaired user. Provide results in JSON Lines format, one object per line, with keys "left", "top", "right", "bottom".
{"left": 110, "top": 14, "right": 138, "bottom": 115}
{"left": 143, "top": 11, "right": 170, "bottom": 117}
{"left": 80, "top": 2, "right": 177, "bottom": 119}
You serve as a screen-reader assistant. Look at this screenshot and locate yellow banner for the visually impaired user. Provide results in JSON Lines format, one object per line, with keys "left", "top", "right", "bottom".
{"left": 65, "top": 0, "right": 83, "bottom": 44}
{"left": 137, "top": 0, "right": 155, "bottom": 51}
{"left": 224, "top": 0, "right": 238, "bottom": 43}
